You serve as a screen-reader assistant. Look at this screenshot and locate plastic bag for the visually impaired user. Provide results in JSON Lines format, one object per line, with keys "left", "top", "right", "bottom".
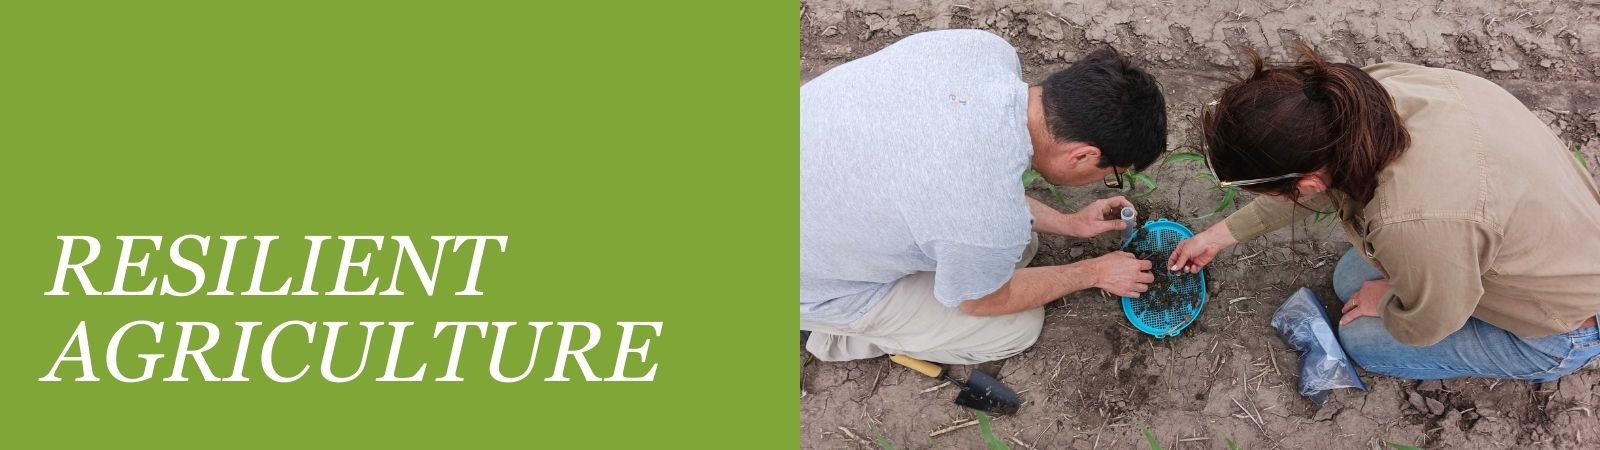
{"left": 1269, "top": 287, "right": 1367, "bottom": 406}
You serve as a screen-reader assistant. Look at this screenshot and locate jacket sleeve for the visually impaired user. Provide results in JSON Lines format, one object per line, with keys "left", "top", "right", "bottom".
{"left": 1221, "top": 193, "right": 1334, "bottom": 242}
{"left": 1369, "top": 219, "right": 1498, "bottom": 346}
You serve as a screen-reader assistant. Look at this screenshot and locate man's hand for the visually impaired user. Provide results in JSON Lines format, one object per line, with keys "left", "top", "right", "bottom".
{"left": 1339, "top": 280, "right": 1390, "bottom": 325}
{"left": 1085, "top": 251, "right": 1153, "bottom": 298}
{"left": 1167, "top": 221, "right": 1239, "bottom": 274}
{"left": 1065, "top": 196, "right": 1136, "bottom": 238}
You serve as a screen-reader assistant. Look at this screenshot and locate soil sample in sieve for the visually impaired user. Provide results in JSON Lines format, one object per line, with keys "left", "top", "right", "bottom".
{"left": 1126, "top": 228, "right": 1202, "bottom": 317}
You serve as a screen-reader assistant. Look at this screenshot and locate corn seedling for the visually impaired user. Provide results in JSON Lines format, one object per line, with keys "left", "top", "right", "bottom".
{"left": 1575, "top": 146, "right": 1593, "bottom": 172}
{"left": 1022, "top": 169, "right": 1068, "bottom": 206}
{"left": 976, "top": 412, "right": 1010, "bottom": 450}
{"left": 875, "top": 434, "right": 896, "bottom": 450}
{"left": 1191, "top": 172, "right": 1240, "bottom": 218}
{"left": 1161, "top": 151, "right": 1206, "bottom": 167}
{"left": 1387, "top": 443, "right": 1422, "bottom": 450}
{"left": 1216, "top": 425, "right": 1241, "bottom": 445}
{"left": 1164, "top": 151, "right": 1237, "bottom": 217}
{"left": 1313, "top": 209, "right": 1335, "bottom": 223}
{"left": 1123, "top": 169, "right": 1158, "bottom": 199}
{"left": 1206, "top": 425, "right": 1242, "bottom": 450}
{"left": 1141, "top": 427, "right": 1163, "bottom": 450}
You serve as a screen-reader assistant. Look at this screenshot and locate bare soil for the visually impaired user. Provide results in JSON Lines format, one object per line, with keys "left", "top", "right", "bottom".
{"left": 801, "top": 1, "right": 1600, "bottom": 448}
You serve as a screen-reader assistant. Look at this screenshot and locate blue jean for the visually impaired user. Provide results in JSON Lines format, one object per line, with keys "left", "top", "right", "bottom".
{"left": 1332, "top": 247, "right": 1600, "bottom": 382}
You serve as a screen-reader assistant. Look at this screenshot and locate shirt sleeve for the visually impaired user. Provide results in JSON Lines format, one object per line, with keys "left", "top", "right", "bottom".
{"left": 1222, "top": 193, "right": 1335, "bottom": 242}
{"left": 1369, "top": 219, "right": 1498, "bottom": 346}
{"left": 924, "top": 239, "right": 1026, "bottom": 307}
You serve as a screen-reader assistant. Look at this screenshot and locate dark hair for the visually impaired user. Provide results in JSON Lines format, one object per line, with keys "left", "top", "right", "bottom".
{"left": 1201, "top": 43, "right": 1409, "bottom": 204}
{"left": 1039, "top": 48, "right": 1168, "bottom": 171}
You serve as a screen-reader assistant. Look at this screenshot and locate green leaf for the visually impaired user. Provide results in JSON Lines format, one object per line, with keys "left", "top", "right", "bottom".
{"left": 1575, "top": 146, "right": 1593, "bottom": 172}
{"left": 1127, "top": 171, "right": 1158, "bottom": 199}
{"left": 1045, "top": 183, "right": 1067, "bottom": 207}
{"left": 1198, "top": 186, "right": 1237, "bottom": 219}
{"left": 1130, "top": 171, "right": 1156, "bottom": 187}
{"left": 1022, "top": 169, "right": 1043, "bottom": 188}
{"left": 875, "top": 434, "right": 896, "bottom": 450}
{"left": 1207, "top": 425, "right": 1241, "bottom": 450}
{"left": 976, "top": 412, "right": 1011, "bottom": 450}
{"left": 1212, "top": 186, "right": 1237, "bottom": 212}
{"left": 1386, "top": 443, "right": 1423, "bottom": 450}
{"left": 1308, "top": 204, "right": 1339, "bottom": 223}
{"left": 1023, "top": 169, "right": 1067, "bottom": 206}
{"left": 1161, "top": 151, "right": 1205, "bottom": 167}
{"left": 1141, "top": 427, "right": 1163, "bottom": 450}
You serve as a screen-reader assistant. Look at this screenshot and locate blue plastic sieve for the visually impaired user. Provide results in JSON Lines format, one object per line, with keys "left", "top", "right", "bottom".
{"left": 1120, "top": 218, "right": 1208, "bottom": 338}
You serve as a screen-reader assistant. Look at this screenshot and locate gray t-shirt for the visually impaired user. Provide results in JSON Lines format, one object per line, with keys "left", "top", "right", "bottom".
{"left": 800, "top": 30, "right": 1034, "bottom": 325}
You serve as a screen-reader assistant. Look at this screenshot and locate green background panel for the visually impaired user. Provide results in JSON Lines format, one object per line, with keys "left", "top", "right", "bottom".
{"left": 0, "top": 1, "right": 797, "bottom": 446}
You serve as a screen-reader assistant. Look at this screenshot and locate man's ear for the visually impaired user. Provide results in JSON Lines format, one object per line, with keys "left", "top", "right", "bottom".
{"left": 1067, "top": 144, "right": 1101, "bottom": 168}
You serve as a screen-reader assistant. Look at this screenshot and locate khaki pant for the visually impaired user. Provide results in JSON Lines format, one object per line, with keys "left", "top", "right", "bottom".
{"left": 803, "top": 234, "right": 1044, "bottom": 365}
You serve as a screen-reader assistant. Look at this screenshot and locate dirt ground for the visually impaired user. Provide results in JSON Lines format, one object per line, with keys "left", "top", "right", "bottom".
{"left": 799, "top": 1, "right": 1600, "bottom": 448}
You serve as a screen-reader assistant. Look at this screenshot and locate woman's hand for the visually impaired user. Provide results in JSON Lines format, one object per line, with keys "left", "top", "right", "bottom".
{"left": 1166, "top": 222, "right": 1239, "bottom": 273}
{"left": 1339, "top": 280, "right": 1390, "bottom": 325}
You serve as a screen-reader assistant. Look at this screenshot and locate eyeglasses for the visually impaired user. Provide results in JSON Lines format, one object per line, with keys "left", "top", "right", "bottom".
{"left": 1103, "top": 166, "right": 1123, "bottom": 189}
{"left": 1200, "top": 99, "right": 1302, "bottom": 188}
{"left": 1206, "top": 153, "right": 1302, "bottom": 187}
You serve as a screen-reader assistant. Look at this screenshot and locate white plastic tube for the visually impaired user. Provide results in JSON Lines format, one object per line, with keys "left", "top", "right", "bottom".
{"left": 1120, "top": 207, "right": 1137, "bottom": 243}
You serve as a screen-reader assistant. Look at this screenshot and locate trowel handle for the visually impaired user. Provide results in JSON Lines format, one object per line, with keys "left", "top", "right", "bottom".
{"left": 889, "top": 354, "right": 946, "bottom": 379}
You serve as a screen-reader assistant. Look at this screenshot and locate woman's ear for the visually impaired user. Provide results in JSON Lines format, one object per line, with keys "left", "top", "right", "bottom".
{"left": 1296, "top": 171, "right": 1329, "bottom": 198}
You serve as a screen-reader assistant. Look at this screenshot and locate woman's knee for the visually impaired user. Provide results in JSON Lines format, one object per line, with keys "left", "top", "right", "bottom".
{"left": 1332, "top": 247, "right": 1381, "bottom": 302}
{"left": 1336, "top": 319, "right": 1398, "bottom": 368}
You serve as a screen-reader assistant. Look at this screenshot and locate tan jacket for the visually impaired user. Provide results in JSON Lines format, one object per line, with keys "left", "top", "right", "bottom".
{"left": 1224, "top": 62, "right": 1600, "bottom": 346}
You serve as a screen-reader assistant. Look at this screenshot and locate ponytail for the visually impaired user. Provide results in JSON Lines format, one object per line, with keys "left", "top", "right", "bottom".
{"left": 1295, "top": 43, "right": 1409, "bottom": 204}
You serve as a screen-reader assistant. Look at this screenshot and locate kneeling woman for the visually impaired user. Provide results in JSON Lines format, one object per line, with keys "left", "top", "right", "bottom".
{"left": 1169, "top": 44, "right": 1600, "bottom": 382}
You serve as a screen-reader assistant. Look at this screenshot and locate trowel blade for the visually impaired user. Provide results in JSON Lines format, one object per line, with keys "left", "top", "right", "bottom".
{"left": 953, "top": 370, "right": 1022, "bottom": 416}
